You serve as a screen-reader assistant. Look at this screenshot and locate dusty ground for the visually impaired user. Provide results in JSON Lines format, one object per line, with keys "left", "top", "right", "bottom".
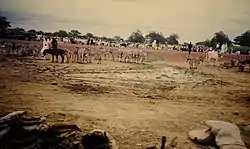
{"left": 0, "top": 41, "right": 250, "bottom": 149}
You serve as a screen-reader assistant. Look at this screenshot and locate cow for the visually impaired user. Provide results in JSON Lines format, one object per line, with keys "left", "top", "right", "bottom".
{"left": 76, "top": 47, "right": 89, "bottom": 64}
{"left": 186, "top": 56, "right": 202, "bottom": 69}
{"left": 205, "top": 51, "right": 223, "bottom": 65}
{"left": 42, "top": 48, "right": 71, "bottom": 63}
{"left": 120, "top": 43, "right": 127, "bottom": 48}
{"left": 94, "top": 53, "right": 102, "bottom": 64}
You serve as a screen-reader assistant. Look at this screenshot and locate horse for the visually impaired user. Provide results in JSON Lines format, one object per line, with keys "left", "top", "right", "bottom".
{"left": 42, "top": 48, "right": 71, "bottom": 63}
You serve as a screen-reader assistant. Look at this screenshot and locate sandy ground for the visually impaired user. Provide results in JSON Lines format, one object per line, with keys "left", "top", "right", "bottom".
{"left": 0, "top": 41, "right": 250, "bottom": 148}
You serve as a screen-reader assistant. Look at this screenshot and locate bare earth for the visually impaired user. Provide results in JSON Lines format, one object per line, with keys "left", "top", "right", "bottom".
{"left": 0, "top": 41, "right": 250, "bottom": 149}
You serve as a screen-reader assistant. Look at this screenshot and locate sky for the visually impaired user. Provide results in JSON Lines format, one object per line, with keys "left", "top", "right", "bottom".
{"left": 0, "top": 0, "right": 250, "bottom": 42}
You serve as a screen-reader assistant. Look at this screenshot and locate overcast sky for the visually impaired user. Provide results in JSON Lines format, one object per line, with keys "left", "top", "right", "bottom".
{"left": 0, "top": 0, "right": 250, "bottom": 42}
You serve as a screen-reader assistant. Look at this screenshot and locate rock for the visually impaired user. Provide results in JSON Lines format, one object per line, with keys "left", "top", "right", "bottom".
{"left": 51, "top": 81, "right": 58, "bottom": 85}
{"left": 233, "top": 112, "right": 239, "bottom": 115}
{"left": 82, "top": 129, "right": 118, "bottom": 149}
{"left": 0, "top": 111, "right": 27, "bottom": 122}
{"left": 146, "top": 146, "right": 157, "bottom": 149}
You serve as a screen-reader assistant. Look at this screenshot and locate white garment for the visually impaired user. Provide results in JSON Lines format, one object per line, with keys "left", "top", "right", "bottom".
{"left": 216, "top": 44, "right": 220, "bottom": 49}
{"left": 40, "top": 39, "right": 50, "bottom": 55}
{"left": 220, "top": 43, "right": 228, "bottom": 54}
{"left": 204, "top": 120, "right": 246, "bottom": 148}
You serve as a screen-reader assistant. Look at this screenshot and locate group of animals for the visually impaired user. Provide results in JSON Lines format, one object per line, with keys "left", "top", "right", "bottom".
{"left": 0, "top": 41, "right": 149, "bottom": 64}
{"left": 186, "top": 50, "right": 249, "bottom": 71}
{"left": 0, "top": 41, "right": 41, "bottom": 57}
{"left": 1, "top": 40, "right": 249, "bottom": 71}
{"left": 186, "top": 51, "right": 223, "bottom": 69}
{"left": 42, "top": 46, "right": 149, "bottom": 64}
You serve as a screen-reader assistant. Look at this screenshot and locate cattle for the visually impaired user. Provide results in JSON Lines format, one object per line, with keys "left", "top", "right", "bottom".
{"left": 115, "top": 50, "right": 148, "bottom": 64}
{"left": 186, "top": 56, "right": 202, "bottom": 69}
{"left": 238, "top": 63, "right": 245, "bottom": 72}
{"left": 94, "top": 53, "right": 102, "bottom": 64}
{"left": 205, "top": 51, "right": 223, "bottom": 65}
{"left": 120, "top": 43, "right": 127, "bottom": 48}
{"left": 42, "top": 48, "right": 71, "bottom": 63}
{"left": 75, "top": 47, "right": 89, "bottom": 64}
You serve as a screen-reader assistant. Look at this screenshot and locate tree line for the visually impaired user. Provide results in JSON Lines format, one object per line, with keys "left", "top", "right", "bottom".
{"left": 0, "top": 15, "right": 250, "bottom": 49}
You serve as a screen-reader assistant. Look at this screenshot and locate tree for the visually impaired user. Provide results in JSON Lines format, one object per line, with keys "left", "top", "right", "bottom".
{"left": 37, "top": 30, "right": 44, "bottom": 35}
{"left": 100, "top": 36, "right": 108, "bottom": 41}
{"left": 68, "top": 30, "right": 81, "bottom": 37}
{"left": 27, "top": 29, "right": 37, "bottom": 34}
{"left": 44, "top": 32, "right": 53, "bottom": 36}
{"left": 53, "top": 30, "right": 68, "bottom": 37}
{"left": 234, "top": 30, "right": 250, "bottom": 47}
{"left": 196, "top": 39, "right": 213, "bottom": 47}
{"left": 0, "top": 16, "right": 11, "bottom": 30}
{"left": 127, "top": 29, "right": 145, "bottom": 43}
{"left": 211, "top": 31, "right": 231, "bottom": 48}
{"left": 114, "top": 36, "right": 123, "bottom": 42}
{"left": 166, "top": 33, "right": 179, "bottom": 45}
{"left": 86, "top": 33, "right": 94, "bottom": 38}
{"left": 0, "top": 15, "right": 11, "bottom": 37}
{"left": 107, "top": 38, "right": 115, "bottom": 42}
{"left": 14, "top": 27, "right": 25, "bottom": 32}
{"left": 145, "top": 32, "right": 166, "bottom": 44}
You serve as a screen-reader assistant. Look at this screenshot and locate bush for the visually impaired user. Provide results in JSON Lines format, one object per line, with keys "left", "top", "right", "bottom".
{"left": 231, "top": 46, "right": 250, "bottom": 53}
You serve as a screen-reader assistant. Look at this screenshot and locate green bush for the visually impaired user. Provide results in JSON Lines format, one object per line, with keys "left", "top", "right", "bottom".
{"left": 231, "top": 46, "right": 250, "bottom": 52}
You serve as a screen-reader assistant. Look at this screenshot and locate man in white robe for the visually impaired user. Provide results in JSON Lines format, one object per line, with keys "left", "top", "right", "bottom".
{"left": 40, "top": 37, "right": 49, "bottom": 56}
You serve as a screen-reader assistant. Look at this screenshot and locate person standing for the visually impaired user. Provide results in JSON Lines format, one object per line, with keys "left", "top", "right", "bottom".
{"left": 188, "top": 42, "right": 193, "bottom": 55}
{"left": 40, "top": 37, "right": 49, "bottom": 56}
{"left": 51, "top": 37, "right": 58, "bottom": 49}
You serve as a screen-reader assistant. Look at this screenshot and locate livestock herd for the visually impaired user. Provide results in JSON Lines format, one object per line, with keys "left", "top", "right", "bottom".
{"left": 1, "top": 39, "right": 249, "bottom": 72}
{"left": 42, "top": 46, "right": 149, "bottom": 64}
{"left": 0, "top": 41, "right": 41, "bottom": 57}
{"left": 0, "top": 40, "right": 149, "bottom": 65}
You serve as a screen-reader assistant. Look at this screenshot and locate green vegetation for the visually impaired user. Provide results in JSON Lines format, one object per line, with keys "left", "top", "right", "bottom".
{"left": 231, "top": 45, "right": 250, "bottom": 52}
{"left": 174, "top": 66, "right": 216, "bottom": 78}
{"left": 146, "top": 55, "right": 164, "bottom": 62}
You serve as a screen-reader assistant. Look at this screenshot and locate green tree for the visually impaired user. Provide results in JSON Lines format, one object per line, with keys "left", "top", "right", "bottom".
{"left": 86, "top": 33, "right": 94, "bottom": 38}
{"left": 0, "top": 15, "right": 11, "bottom": 30}
{"left": 37, "top": 30, "right": 44, "bottom": 35}
{"left": 127, "top": 29, "right": 145, "bottom": 43}
{"left": 53, "top": 30, "right": 68, "bottom": 37}
{"left": 145, "top": 32, "right": 166, "bottom": 44}
{"left": 211, "top": 31, "right": 231, "bottom": 48}
{"left": 68, "top": 30, "right": 81, "bottom": 37}
{"left": 166, "top": 33, "right": 179, "bottom": 45}
{"left": 196, "top": 39, "right": 213, "bottom": 47}
{"left": 13, "top": 27, "right": 25, "bottom": 32}
{"left": 114, "top": 36, "right": 123, "bottom": 42}
{"left": 0, "top": 16, "right": 11, "bottom": 37}
{"left": 107, "top": 38, "right": 115, "bottom": 42}
{"left": 44, "top": 32, "right": 53, "bottom": 36}
{"left": 100, "top": 36, "right": 108, "bottom": 41}
{"left": 27, "top": 29, "right": 37, "bottom": 34}
{"left": 234, "top": 30, "right": 250, "bottom": 47}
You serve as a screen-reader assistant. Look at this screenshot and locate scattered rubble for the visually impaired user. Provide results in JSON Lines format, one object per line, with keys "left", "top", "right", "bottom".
{"left": 0, "top": 111, "right": 117, "bottom": 149}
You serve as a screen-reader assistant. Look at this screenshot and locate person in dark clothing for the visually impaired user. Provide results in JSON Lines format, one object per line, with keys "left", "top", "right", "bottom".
{"left": 188, "top": 42, "right": 192, "bottom": 55}
{"left": 51, "top": 38, "right": 58, "bottom": 49}
{"left": 11, "top": 42, "right": 16, "bottom": 51}
{"left": 90, "top": 38, "right": 94, "bottom": 45}
{"left": 87, "top": 38, "right": 90, "bottom": 45}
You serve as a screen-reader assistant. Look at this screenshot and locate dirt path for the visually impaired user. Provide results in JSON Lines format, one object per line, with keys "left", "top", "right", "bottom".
{"left": 0, "top": 54, "right": 250, "bottom": 149}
